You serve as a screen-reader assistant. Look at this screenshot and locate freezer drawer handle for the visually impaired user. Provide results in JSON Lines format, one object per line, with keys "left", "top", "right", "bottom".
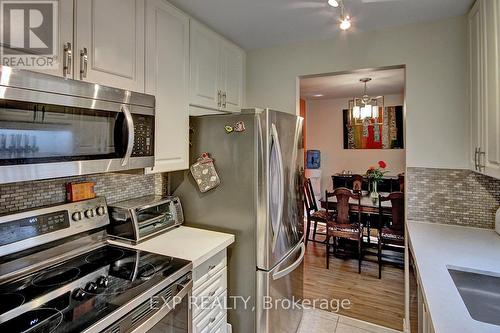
{"left": 272, "top": 243, "right": 305, "bottom": 280}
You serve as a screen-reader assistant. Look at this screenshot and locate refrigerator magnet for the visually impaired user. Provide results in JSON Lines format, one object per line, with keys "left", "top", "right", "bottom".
{"left": 234, "top": 121, "right": 246, "bottom": 132}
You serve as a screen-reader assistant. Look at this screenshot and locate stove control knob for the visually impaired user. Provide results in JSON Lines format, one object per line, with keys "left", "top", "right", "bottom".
{"left": 71, "top": 211, "right": 82, "bottom": 221}
{"left": 72, "top": 288, "right": 86, "bottom": 301}
{"left": 96, "top": 276, "right": 109, "bottom": 288}
{"left": 85, "top": 282, "right": 98, "bottom": 293}
{"left": 84, "top": 209, "right": 95, "bottom": 219}
{"left": 96, "top": 206, "right": 106, "bottom": 216}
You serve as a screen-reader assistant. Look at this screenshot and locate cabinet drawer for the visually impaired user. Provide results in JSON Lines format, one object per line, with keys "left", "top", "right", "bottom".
{"left": 193, "top": 249, "right": 226, "bottom": 288}
{"left": 210, "top": 315, "right": 227, "bottom": 333}
{"left": 193, "top": 267, "right": 227, "bottom": 311}
{"left": 193, "top": 298, "right": 226, "bottom": 333}
{"left": 193, "top": 290, "right": 226, "bottom": 323}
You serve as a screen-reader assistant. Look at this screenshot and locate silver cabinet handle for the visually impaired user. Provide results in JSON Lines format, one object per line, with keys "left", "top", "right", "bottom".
{"left": 80, "top": 47, "right": 88, "bottom": 80}
{"left": 222, "top": 91, "right": 227, "bottom": 108}
{"left": 474, "top": 147, "right": 479, "bottom": 171}
{"left": 120, "top": 105, "right": 135, "bottom": 167}
{"left": 217, "top": 90, "right": 221, "bottom": 108}
{"left": 63, "top": 42, "right": 72, "bottom": 77}
{"left": 479, "top": 149, "right": 486, "bottom": 172}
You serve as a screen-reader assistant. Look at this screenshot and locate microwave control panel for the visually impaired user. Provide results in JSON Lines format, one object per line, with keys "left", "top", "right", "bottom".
{"left": 132, "top": 114, "right": 154, "bottom": 157}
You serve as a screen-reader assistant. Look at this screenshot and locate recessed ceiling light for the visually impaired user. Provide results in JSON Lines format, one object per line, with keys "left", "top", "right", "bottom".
{"left": 313, "top": 94, "right": 324, "bottom": 97}
{"left": 328, "top": 0, "right": 340, "bottom": 7}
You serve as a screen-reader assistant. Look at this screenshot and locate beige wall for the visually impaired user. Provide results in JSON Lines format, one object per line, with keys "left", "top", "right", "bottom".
{"left": 246, "top": 16, "right": 468, "bottom": 169}
{"left": 306, "top": 94, "right": 405, "bottom": 192}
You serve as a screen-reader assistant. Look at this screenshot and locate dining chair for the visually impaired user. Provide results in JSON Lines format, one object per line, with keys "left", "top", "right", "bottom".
{"left": 303, "top": 178, "right": 333, "bottom": 246}
{"left": 377, "top": 192, "right": 405, "bottom": 279}
{"left": 398, "top": 173, "right": 405, "bottom": 192}
{"left": 324, "top": 188, "right": 363, "bottom": 273}
{"left": 352, "top": 174, "right": 364, "bottom": 193}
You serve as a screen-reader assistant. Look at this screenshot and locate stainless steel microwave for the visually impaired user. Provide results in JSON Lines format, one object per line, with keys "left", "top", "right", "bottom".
{"left": 0, "top": 66, "right": 155, "bottom": 183}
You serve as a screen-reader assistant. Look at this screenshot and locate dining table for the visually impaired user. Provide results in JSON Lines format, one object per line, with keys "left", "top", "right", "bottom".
{"left": 319, "top": 190, "right": 392, "bottom": 215}
{"left": 320, "top": 191, "right": 393, "bottom": 245}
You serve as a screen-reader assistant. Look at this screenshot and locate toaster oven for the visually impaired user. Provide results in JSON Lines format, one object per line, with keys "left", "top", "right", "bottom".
{"left": 107, "top": 195, "right": 183, "bottom": 243}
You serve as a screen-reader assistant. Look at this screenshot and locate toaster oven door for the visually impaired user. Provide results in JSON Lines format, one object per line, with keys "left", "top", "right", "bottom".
{"left": 134, "top": 202, "right": 177, "bottom": 240}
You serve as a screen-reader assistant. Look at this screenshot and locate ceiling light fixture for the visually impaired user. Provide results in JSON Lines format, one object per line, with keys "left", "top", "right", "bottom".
{"left": 339, "top": 1, "right": 351, "bottom": 31}
{"left": 340, "top": 16, "right": 351, "bottom": 30}
{"left": 313, "top": 94, "right": 324, "bottom": 97}
{"left": 328, "top": 0, "right": 340, "bottom": 7}
{"left": 348, "top": 78, "right": 384, "bottom": 123}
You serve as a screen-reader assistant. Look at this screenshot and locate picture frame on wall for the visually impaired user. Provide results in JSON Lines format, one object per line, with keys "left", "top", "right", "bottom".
{"left": 343, "top": 105, "right": 404, "bottom": 149}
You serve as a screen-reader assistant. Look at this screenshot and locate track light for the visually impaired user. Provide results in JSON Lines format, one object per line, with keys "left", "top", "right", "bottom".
{"left": 340, "top": 15, "right": 351, "bottom": 30}
{"left": 328, "top": 0, "right": 340, "bottom": 7}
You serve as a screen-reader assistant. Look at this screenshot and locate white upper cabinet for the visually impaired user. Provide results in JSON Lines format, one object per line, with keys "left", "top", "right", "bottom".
{"left": 468, "top": 0, "right": 484, "bottom": 171}
{"left": 1, "top": 0, "right": 74, "bottom": 78}
{"left": 482, "top": 0, "right": 500, "bottom": 178}
{"left": 74, "top": 0, "right": 145, "bottom": 92}
{"left": 219, "top": 40, "right": 245, "bottom": 112}
{"left": 190, "top": 21, "right": 221, "bottom": 110}
{"left": 468, "top": 0, "right": 500, "bottom": 179}
{"left": 190, "top": 20, "right": 245, "bottom": 113}
{"left": 145, "top": 0, "right": 189, "bottom": 173}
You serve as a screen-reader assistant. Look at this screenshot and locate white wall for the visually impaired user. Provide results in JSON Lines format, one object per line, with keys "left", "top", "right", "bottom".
{"left": 306, "top": 94, "right": 405, "bottom": 192}
{"left": 246, "top": 16, "right": 468, "bottom": 169}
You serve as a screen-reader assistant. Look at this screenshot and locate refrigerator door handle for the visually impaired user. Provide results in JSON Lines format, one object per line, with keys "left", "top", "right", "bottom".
{"left": 270, "top": 123, "right": 285, "bottom": 252}
{"left": 272, "top": 243, "right": 305, "bottom": 280}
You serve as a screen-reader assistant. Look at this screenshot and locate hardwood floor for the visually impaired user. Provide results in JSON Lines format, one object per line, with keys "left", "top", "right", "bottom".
{"left": 303, "top": 240, "right": 405, "bottom": 331}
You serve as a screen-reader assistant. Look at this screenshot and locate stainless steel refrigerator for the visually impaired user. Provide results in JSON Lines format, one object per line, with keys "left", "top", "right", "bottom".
{"left": 171, "top": 108, "right": 305, "bottom": 333}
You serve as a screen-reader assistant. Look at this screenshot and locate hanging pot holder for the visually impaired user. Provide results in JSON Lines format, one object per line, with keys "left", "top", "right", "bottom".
{"left": 190, "top": 152, "right": 221, "bottom": 193}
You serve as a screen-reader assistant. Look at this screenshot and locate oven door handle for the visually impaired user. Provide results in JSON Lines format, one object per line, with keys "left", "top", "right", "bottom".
{"left": 121, "top": 105, "right": 135, "bottom": 167}
{"left": 131, "top": 279, "right": 193, "bottom": 333}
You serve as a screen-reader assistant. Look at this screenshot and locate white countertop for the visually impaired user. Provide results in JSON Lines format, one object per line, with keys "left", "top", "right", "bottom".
{"left": 408, "top": 221, "right": 500, "bottom": 333}
{"left": 108, "top": 226, "right": 235, "bottom": 268}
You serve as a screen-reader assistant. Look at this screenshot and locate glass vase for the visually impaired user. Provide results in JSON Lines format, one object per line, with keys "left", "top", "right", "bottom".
{"left": 370, "top": 181, "right": 379, "bottom": 203}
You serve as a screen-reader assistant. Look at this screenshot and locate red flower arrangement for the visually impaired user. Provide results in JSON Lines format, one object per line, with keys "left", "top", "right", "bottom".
{"left": 366, "top": 161, "right": 388, "bottom": 183}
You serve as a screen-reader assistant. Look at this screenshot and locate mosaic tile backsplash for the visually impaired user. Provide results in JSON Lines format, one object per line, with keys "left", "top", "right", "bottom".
{"left": 407, "top": 167, "right": 500, "bottom": 229}
{"left": 0, "top": 172, "right": 168, "bottom": 215}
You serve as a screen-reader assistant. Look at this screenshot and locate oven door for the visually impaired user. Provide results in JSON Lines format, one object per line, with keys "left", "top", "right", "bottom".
{"left": 131, "top": 279, "right": 193, "bottom": 333}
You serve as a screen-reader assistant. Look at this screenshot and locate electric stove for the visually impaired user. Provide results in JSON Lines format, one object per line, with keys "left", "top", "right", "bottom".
{"left": 0, "top": 198, "right": 192, "bottom": 333}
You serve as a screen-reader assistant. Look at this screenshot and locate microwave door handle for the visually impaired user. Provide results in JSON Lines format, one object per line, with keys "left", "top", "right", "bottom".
{"left": 120, "top": 105, "right": 134, "bottom": 167}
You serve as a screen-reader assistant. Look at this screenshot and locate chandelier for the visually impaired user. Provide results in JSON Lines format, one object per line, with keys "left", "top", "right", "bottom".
{"left": 349, "top": 78, "right": 384, "bottom": 123}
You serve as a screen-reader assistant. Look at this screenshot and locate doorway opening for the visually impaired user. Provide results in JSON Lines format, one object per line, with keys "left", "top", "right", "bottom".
{"left": 299, "top": 65, "right": 408, "bottom": 331}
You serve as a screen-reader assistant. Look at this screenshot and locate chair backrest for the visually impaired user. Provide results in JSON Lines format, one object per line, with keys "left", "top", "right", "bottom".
{"left": 379, "top": 192, "right": 405, "bottom": 231}
{"left": 303, "top": 178, "right": 318, "bottom": 215}
{"left": 398, "top": 174, "right": 405, "bottom": 192}
{"left": 352, "top": 174, "right": 364, "bottom": 193}
{"left": 325, "top": 187, "right": 361, "bottom": 225}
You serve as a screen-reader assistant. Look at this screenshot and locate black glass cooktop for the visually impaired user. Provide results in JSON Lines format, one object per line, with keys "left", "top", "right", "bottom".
{"left": 0, "top": 245, "right": 190, "bottom": 333}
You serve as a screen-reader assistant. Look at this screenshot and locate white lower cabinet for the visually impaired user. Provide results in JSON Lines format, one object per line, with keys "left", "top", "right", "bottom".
{"left": 192, "top": 249, "right": 229, "bottom": 333}
{"left": 144, "top": 0, "right": 189, "bottom": 173}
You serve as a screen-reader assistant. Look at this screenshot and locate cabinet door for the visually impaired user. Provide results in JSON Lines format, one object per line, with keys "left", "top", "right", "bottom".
{"left": 1, "top": 0, "right": 73, "bottom": 78}
{"left": 144, "top": 0, "right": 189, "bottom": 173}
{"left": 219, "top": 41, "right": 244, "bottom": 112}
{"left": 468, "top": 0, "right": 484, "bottom": 171}
{"left": 74, "top": 0, "right": 144, "bottom": 92}
{"left": 190, "top": 20, "right": 221, "bottom": 110}
{"left": 482, "top": 0, "right": 500, "bottom": 178}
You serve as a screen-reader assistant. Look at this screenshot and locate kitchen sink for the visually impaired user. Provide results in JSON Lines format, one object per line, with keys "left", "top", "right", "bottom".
{"left": 448, "top": 267, "right": 500, "bottom": 326}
